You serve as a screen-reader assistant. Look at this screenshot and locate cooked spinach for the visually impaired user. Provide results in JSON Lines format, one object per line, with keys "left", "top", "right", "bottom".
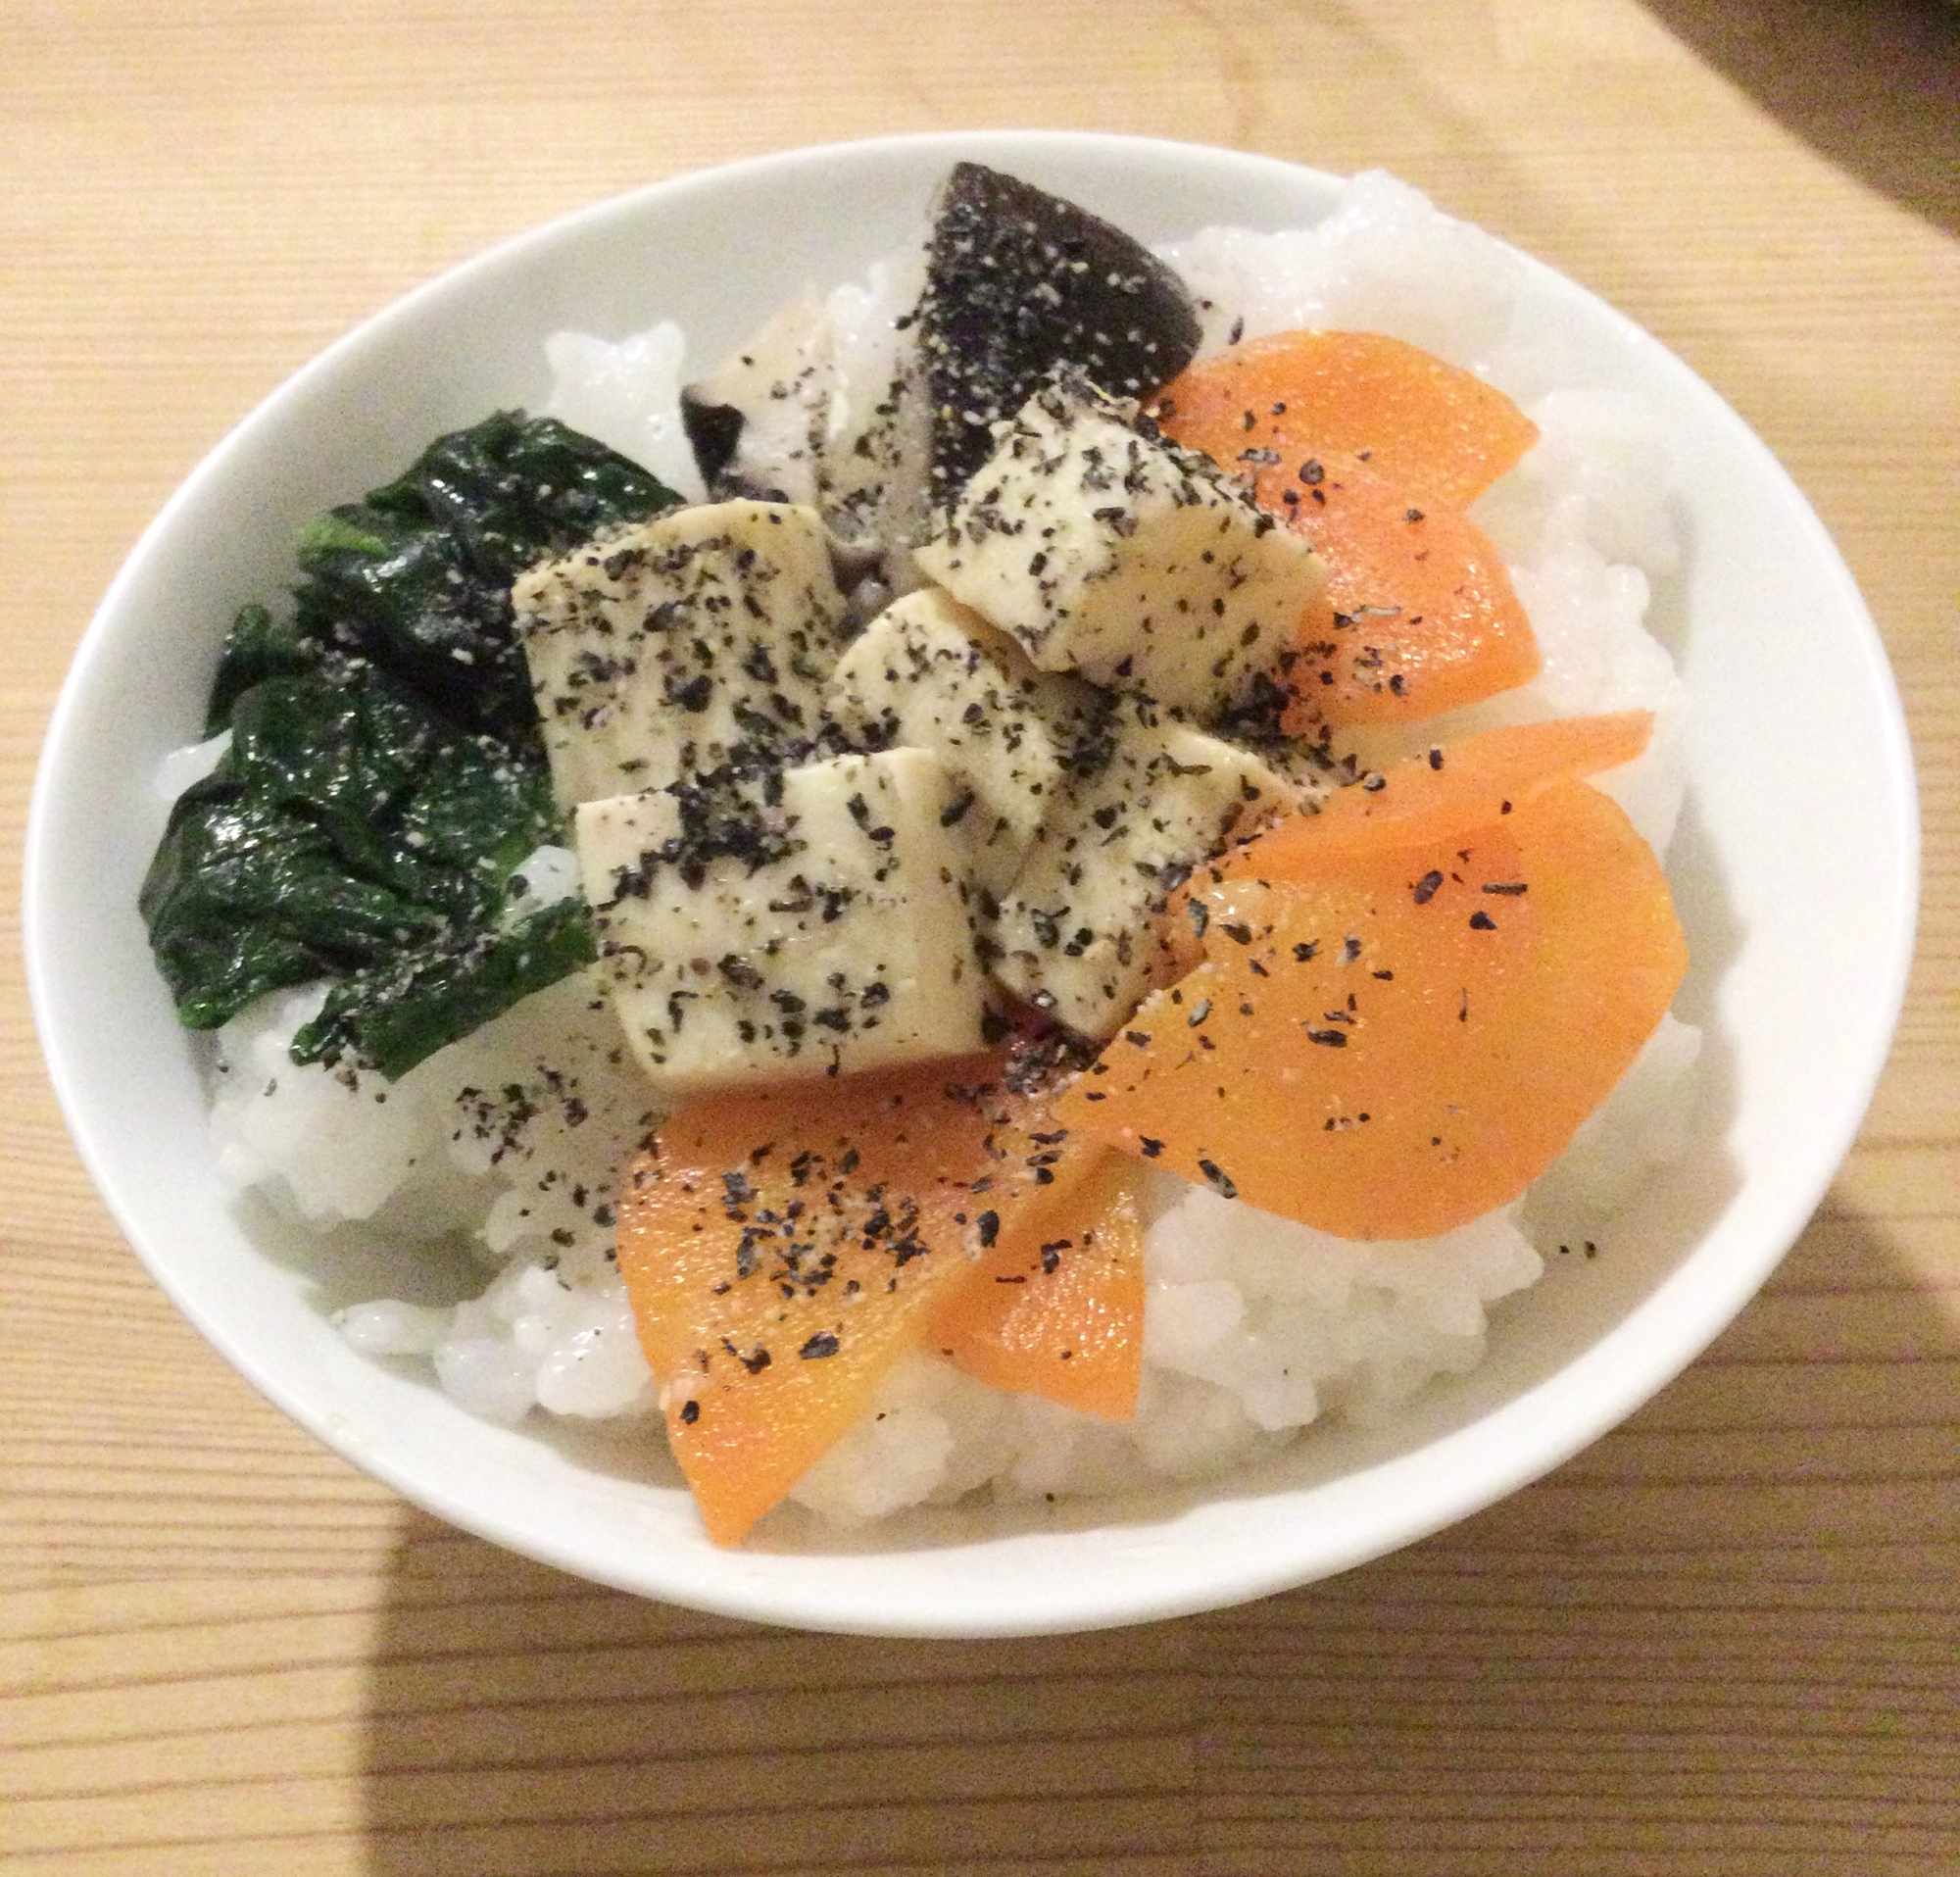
{"left": 291, "top": 411, "right": 682, "bottom": 744}
{"left": 141, "top": 412, "right": 681, "bottom": 1075}
{"left": 205, "top": 602, "right": 318, "bottom": 735}
{"left": 141, "top": 766, "right": 443, "bottom": 1029}
{"left": 143, "top": 662, "right": 560, "bottom": 1033}
{"left": 290, "top": 895, "right": 598, "bottom": 1083}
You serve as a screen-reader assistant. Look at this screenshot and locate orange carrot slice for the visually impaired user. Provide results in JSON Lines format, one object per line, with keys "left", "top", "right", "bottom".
{"left": 1056, "top": 779, "right": 1686, "bottom": 1241}
{"left": 1211, "top": 711, "right": 1653, "bottom": 878}
{"left": 1153, "top": 329, "right": 1539, "bottom": 510}
{"left": 616, "top": 1062, "right": 991, "bottom": 1543}
{"left": 615, "top": 1051, "right": 1102, "bottom": 1543}
{"left": 1157, "top": 333, "right": 1543, "bottom": 727}
{"left": 1152, "top": 713, "right": 1652, "bottom": 989}
{"left": 933, "top": 1150, "right": 1148, "bottom": 1420}
{"left": 1269, "top": 454, "right": 1541, "bottom": 726}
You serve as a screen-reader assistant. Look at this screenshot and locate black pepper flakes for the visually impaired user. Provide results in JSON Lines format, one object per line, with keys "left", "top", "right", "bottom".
{"left": 1198, "top": 1158, "right": 1239, "bottom": 1198}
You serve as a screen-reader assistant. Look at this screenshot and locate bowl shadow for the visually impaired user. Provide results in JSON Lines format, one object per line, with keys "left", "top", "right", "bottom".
{"left": 1638, "top": 0, "right": 1960, "bottom": 233}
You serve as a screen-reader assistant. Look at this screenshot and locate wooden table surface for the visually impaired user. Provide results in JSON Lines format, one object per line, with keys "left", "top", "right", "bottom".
{"left": 4, "top": 3, "right": 1955, "bottom": 1871}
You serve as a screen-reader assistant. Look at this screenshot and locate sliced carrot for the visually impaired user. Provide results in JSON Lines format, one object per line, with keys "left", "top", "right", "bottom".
{"left": 1210, "top": 711, "right": 1653, "bottom": 879}
{"left": 1056, "top": 779, "right": 1686, "bottom": 1241}
{"left": 1151, "top": 713, "right": 1651, "bottom": 994}
{"left": 1157, "top": 333, "right": 1543, "bottom": 727}
{"left": 1268, "top": 453, "right": 1541, "bottom": 726}
{"left": 1153, "top": 329, "right": 1538, "bottom": 511}
{"left": 616, "top": 1061, "right": 989, "bottom": 1543}
{"left": 614, "top": 1050, "right": 1103, "bottom": 1544}
{"left": 933, "top": 1150, "right": 1148, "bottom": 1420}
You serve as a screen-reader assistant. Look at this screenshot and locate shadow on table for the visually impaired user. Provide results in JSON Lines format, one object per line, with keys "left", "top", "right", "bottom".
{"left": 353, "top": 1208, "right": 1956, "bottom": 1874}
{"left": 1639, "top": 0, "right": 1960, "bottom": 232}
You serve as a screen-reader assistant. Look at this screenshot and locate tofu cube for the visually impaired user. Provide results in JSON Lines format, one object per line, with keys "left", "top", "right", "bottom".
{"left": 576, "top": 749, "right": 989, "bottom": 1094}
{"left": 991, "top": 718, "right": 1302, "bottom": 1038}
{"left": 913, "top": 379, "right": 1324, "bottom": 718}
{"left": 823, "top": 587, "right": 1108, "bottom": 896}
{"left": 515, "top": 500, "right": 849, "bottom": 807}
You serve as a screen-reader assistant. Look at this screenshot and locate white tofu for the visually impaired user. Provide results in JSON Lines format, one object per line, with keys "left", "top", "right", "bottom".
{"left": 913, "top": 379, "right": 1324, "bottom": 718}
{"left": 823, "top": 587, "right": 1108, "bottom": 897}
{"left": 813, "top": 245, "right": 936, "bottom": 575}
{"left": 991, "top": 718, "right": 1303, "bottom": 1038}
{"left": 514, "top": 500, "right": 849, "bottom": 808}
{"left": 575, "top": 749, "right": 989, "bottom": 1095}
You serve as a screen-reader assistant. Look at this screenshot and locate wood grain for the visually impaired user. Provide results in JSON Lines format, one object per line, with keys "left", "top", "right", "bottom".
{"left": 2, "top": 0, "right": 1955, "bottom": 1871}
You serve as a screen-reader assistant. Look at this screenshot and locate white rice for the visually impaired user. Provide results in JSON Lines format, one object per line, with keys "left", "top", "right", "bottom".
{"left": 540, "top": 323, "right": 707, "bottom": 504}
{"left": 195, "top": 171, "right": 1702, "bottom": 1529}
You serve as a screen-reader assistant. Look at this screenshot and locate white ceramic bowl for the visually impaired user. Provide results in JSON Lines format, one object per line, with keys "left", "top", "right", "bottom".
{"left": 26, "top": 133, "right": 1917, "bottom": 1636}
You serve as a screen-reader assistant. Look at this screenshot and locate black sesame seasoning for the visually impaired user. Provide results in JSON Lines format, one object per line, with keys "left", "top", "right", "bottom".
{"left": 1412, "top": 870, "right": 1444, "bottom": 905}
{"left": 798, "top": 1331, "right": 841, "bottom": 1359}
{"left": 1469, "top": 911, "right": 1497, "bottom": 930}
{"left": 1198, "top": 1158, "right": 1239, "bottom": 1199}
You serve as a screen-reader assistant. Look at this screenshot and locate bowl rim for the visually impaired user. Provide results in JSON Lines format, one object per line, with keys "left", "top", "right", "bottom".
{"left": 24, "top": 129, "right": 1921, "bottom": 1635}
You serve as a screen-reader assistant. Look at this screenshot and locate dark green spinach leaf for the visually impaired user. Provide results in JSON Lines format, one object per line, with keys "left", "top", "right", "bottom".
{"left": 291, "top": 411, "right": 681, "bottom": 743}
{"left": 291, "top": 895, "right": 598, "bottom": 1083}
{"left": 142, "top": 412, "right": 682, "bottom": 1075}
{"left": 143, "top": 662, "right": 559, "bottom": 1036}
{"left": 205, "top": 603, "right": 319, "bottom": 736}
